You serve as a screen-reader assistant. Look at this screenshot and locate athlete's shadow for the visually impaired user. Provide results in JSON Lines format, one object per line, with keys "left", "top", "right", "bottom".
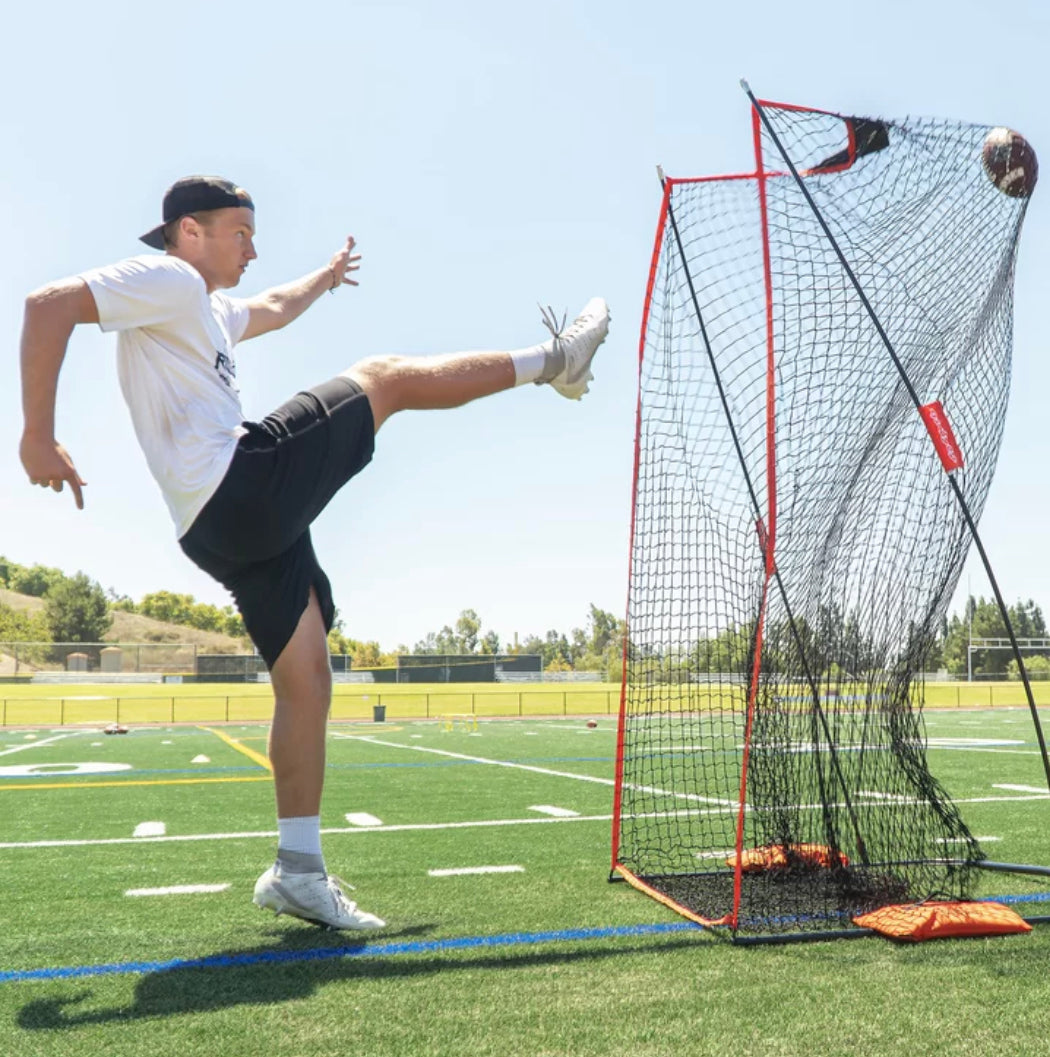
{"left": 16, "top": 924, "right": 429, "bottom": 1030}
{"left": 18, "top": 927, "right": 707, "bottom": 1030}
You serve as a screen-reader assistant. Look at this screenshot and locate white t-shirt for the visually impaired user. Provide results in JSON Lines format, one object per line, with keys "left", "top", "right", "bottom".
{"left": 80, "top": 255, "right": 251, "bottom": 537}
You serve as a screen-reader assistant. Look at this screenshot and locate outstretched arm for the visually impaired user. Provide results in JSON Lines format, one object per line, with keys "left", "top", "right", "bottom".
{"left": 20, "top": 278, "right": 99, "bottom": 509}
{"left": 240, "top": 235, "right": 360, "bottom": 341}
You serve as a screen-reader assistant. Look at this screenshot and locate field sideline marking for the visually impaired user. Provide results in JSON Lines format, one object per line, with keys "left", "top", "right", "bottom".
{"left": 340, "top": 734, "right": 735, "bottom": 807}
{"left": 0, "top": 922, "right": 705, "bottom": 984}
{"left": 8, "top": 892, "right": 1050, "bottom": 985}
{"left": 200, "top": 727, "right": 272, "bottom": 771}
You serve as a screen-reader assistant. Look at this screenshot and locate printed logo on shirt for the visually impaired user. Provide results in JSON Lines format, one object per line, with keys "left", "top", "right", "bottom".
{"left": 214, "top": 349, "right": 237, "bottom": 388}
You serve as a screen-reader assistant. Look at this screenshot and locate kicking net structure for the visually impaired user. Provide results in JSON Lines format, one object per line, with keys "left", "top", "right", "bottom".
{"left": 612, "top": 97, "right": 1036, "bottom": 938}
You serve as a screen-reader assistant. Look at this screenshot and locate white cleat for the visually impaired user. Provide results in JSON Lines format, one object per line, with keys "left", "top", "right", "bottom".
{"left": 540, "top": 297, "right": 610, "bottom": 400}
{"left": 253, "top": 865, "right": 386, "bottom": 931}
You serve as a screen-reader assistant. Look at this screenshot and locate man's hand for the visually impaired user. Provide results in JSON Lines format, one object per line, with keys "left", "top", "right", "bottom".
{"left": 328, "top": 236, "right": 361, "bottom": 290}
{"left": 242, "top": 236, "right": 363, "bottom": 341}
{"left": 19, "top": 434, "right": 86, "bottom": 510}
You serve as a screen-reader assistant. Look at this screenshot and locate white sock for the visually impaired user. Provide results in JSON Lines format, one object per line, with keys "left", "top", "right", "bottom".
{"left": 277, "top": 815, "right": 322, "bottom": 857}
{"left": 511, "top": 341, "right": 557, "bottom": 385}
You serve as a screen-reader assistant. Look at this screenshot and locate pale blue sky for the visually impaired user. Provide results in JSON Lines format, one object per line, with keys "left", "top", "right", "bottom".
{"left": 2, "top": 0, "right": 1048, "bottom": 650}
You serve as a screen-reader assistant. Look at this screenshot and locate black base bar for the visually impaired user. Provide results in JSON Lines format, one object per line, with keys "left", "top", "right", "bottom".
{"left": 978, "top": 860, "right": 1050, "bottom": 879}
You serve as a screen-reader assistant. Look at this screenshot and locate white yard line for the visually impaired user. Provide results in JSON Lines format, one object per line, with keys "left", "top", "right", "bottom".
{"left": 928, "top": 747, "right": 1041, "bottom": 756}
{"left": 0, "top": 732, "right": 82, "bottom": 757}
{"left": 428, "top": 865, "right": 524, "bottom": 877}
{"left": 339, "top": 734, "right": 736, "bottom": 807}
{"left": 0, "top": 815, "right": 611, "bottom": 850}
{"left": 3, "top": 789, "right": 1046, "bottom": 852}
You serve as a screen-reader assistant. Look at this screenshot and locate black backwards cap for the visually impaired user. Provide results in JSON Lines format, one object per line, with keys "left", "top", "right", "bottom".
{"left": 140, "top": 175, "right": 254, "bottom": 250}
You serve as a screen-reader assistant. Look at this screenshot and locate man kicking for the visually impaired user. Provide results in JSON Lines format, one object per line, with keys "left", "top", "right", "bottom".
{"left": 18, "top": 175, "right": 609, "bottom": 930}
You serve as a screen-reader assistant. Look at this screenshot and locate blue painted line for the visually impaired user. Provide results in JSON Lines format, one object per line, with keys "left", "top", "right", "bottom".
{"left": 0, "top": 922, "right": 703, "bottom": 984}
{"left": 5, "top": 890, "right": 1049, "bottom": 984}
{"left": 988, "top": 891, "right": 1050, "bottom": 907}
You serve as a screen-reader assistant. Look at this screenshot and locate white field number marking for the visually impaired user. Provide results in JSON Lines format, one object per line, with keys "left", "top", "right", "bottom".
{"left": 345, "top": 813, "right": 384, "bottom": 827}
{"left": 528, "top": 805, "right": 579, "bottom": 818}
{"left": 0, "top": 762, "right": 131, "bottom": 778}
{"left": 133, "top": 822, "right": 167, "bottom": 838}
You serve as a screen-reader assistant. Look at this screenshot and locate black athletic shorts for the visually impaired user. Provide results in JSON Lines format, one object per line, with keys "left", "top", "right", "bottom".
{"left": 179, "top": 376, "right": 375, "bottom": 669}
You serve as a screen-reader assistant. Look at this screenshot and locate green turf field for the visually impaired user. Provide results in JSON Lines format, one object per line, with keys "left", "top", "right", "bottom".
{"left": 3, "top": 706, "right": 1050, "bottom": 1056}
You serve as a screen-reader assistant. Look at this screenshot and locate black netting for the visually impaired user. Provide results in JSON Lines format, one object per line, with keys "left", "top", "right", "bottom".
{"left": 614, "top": 103, "right": 1033, "bottom": 936}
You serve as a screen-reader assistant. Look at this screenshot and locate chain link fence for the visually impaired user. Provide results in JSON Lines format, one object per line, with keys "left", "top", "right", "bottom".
{"left": 0, "top": 642, "right": 203, "bottom": 677}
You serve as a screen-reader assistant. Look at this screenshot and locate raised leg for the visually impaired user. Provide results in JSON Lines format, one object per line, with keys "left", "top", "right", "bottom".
{"left": 343, "top": 350, "right": 517, "bottom": 433}
{"left": 343, "top": 296, "right": 610, "bottom": 432}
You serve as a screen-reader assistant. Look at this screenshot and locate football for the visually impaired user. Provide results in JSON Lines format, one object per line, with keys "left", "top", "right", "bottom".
{"left": 982, "top": 127, "right": 1038, "bottom": 198}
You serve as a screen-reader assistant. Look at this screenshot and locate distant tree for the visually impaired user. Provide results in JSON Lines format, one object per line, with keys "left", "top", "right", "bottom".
{"left": 138, "top": 591, "right": 196, "bottom": 626}
{"left": 349, "top": 640, "right": 387, "bottom": 668}
{"left": 44, "top": 573, "right": 112, "bottom": 642}
{"left": 9, "top": 563, "right": 65, "bottom": 597}
{"left": 328, "top": 628, "right": 394, "bottom": 668}
{"left": 414, "top": 610, "right": 495, "bottom": 655}
{"left": 1008, "top": 654, "right": 1050, "bottom": 680}
{"left": 413, "top": 631, "right": 439, "bottom": 654}
{"left": 434, "top": 625, "right": 458, "bottom": 653}
{"left": 0, "top": 602, "right": 52, "bottom": 643}
{"left": 543, "top": 629, "right": 572, "bottom": 667}
{"left": 328, "top": 627, "right": 351, "bottom": 654}
{"left": 574, "top": 604, "right": 625, "bottom": 677}
{"left": 520, "top": 634, "right": 545, "bottom": 657}
{"left": 941, "top": 596, "right": 1050, "bottom": 677}
{"left": 456, "top": 609, "right": 481, "bottom": 654}
{"left": 108, "top": 587, "right": 137, "bottom": 611}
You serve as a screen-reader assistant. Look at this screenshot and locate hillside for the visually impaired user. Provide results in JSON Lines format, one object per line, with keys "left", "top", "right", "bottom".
{"left": 0, "top": 587, "right": 250, "bottom": 652}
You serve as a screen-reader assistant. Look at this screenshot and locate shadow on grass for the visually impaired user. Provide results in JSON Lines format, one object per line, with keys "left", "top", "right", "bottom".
{"left": 17, "top": 925, "right": 706, "bottom": 1030}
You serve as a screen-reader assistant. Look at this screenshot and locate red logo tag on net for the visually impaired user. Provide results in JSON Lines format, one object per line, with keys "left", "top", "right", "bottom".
{"left": 919, "top": 401, "right": 965, "bottom": 473}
